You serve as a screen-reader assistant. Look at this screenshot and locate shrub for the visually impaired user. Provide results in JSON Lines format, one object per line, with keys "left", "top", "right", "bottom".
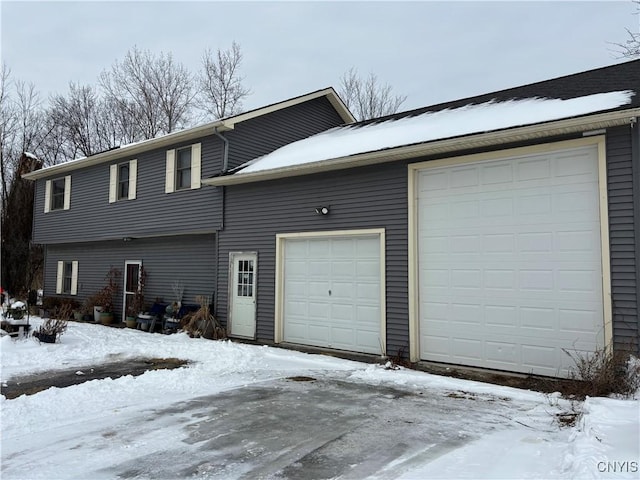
{"left": 564, "top": 347, "right": 640, "bottom": 398}
{"left": 41, "top": 297, "right": 80, "bottom": 320}
{"left": 34, "top": 317, "right": 68, "bottom": 343}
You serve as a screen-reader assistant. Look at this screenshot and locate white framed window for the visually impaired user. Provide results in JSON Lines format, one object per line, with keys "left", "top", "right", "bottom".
{"left": 56, "top": 260, "right": 78, "bottom": 295}
{"left": 165, "top": 143, "right": 201, "bottom": 193}
{"left": 109, "top": 159, "right": 137, "bottom": 203}
{"left": 44, "top": 175, "right": 71, "bottom": 213}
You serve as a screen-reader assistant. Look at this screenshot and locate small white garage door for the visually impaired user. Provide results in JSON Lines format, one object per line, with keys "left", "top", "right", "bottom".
{"left": 283, "top": 235, "right": 382, "bottom": 354}
{"left": 417, "top": 145, "right": 605, "bottom": 376}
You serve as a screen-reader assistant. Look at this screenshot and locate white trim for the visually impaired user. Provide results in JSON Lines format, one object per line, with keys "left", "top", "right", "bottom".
{"left": 203, "top": 109, "right": 640, "bottom": 187}
{"left": 44, "top": 180, "right": 51, "bottom": 213}
{"left": 56, "top": 261, "right": 63, "bottom": 294}
{"left": 122, "top": 260, "right": 142, "bottom": 320}
{"left": 109, "top": 164, "right": 117, "bottom": 203}
{"left": 407, "top": 135, "right": 612, "bottom": 363}
{"left": 597, "top": 139, "right": 613, "bottom": 350}
{"left": 165, "top": 149, "right": 175, "bottom": 193}
{"left": 63, "top": 175, "right": 71, "bottom": 210}
{"left": 191, "top": 143, "right": 201, "bottom": 189}
{"left": 228, "top": 252, "right": 258, "bottom": 339}
{"left": 70, "top": 261, "right": 79, "bottom": 295}
{"left": 274, "top": 228, "right": 386, "bottom": 355}
{"left": 129, "top": 159, "right": 137, "bottom": 200}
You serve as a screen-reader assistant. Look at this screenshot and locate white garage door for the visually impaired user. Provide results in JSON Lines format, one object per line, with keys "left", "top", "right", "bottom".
{"left": 283, "top": 235, "right": 382, "bottom": 354}
{"left": 418, "top": 146, "right": 605, "bottom": 376}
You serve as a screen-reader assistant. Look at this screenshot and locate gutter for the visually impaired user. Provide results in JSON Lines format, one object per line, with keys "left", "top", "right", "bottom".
{"left": 202, "top": 108, "right": 640, "bottom": 187}
{"left": 22, "top": 87, "right": 353, "bottom": 181}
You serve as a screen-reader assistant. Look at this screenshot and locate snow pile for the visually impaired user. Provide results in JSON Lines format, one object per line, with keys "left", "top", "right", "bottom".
{"left": 563, "top": 397, "right": 640, "bottom": 479}
{"left": 2, "top": 319, "right": 639, "bottom": 479}
{"left": 238, "top": 90, "right": 634, "bottom": 174}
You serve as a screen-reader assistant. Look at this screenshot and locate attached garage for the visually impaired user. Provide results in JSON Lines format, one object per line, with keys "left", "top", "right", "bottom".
{"left": 275, "top": 230, "right": 386, "bottom": 355}
{"left": 410, "top": 138, "right": 611, "bottom": 376}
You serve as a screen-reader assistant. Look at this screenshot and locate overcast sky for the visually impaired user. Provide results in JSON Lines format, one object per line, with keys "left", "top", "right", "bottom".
{"left": 1, "top": 1, "right": 638, "bottom": 114}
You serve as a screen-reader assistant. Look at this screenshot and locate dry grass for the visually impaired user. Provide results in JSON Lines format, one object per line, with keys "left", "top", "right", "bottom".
{"left": 563, "top": 347, "right": 640, "bottom": 399}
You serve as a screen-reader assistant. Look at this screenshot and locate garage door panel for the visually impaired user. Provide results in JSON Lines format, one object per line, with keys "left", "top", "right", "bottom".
{"left": 418, "top": 146, "right": 604, "bottom": 375}
{"left": 283, "top": 235, "right": 382, "bottom": 355}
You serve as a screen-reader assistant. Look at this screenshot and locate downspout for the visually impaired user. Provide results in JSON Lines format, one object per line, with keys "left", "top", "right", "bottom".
{"left": 212, "top": 127, "right": 230, "bottom": 318}
{"left": 212, "top": 127, "right": 229, "bottom": 230}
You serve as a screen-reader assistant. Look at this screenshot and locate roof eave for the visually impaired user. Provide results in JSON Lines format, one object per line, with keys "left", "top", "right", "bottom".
{"left": 202, "top": 109, "right": 640, "bottom": 187}
{"left": 22, "top": 121, "right": 231, "bottom": 180}
{"left": 23, "top": 87, "right": 355, "bottom": 181}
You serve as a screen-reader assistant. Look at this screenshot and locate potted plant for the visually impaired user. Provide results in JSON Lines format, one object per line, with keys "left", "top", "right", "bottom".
{"left": 94, "top": 267, "right": 121, "bottom": 325}
{"left": 33, "top": 317, "right": 68, "bottom": 343}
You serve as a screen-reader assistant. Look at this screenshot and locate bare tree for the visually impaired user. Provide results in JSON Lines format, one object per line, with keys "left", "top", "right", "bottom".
{"left": 0, "top": 63, "right": 18, "bottom": 212}
{"left": 100, "top": 46, "right": 194, "bottom": 139}
{"left": 197, "top": 42, "right": 251, "bottom": 119}
{"left": 338, "top": 67, "right": 407, "bottom": 121}
{"left": 49, "top": 83, "right": 105, "bottom": 157}
{"left": 612, "top": 0, "right": 640, "bottom": 58}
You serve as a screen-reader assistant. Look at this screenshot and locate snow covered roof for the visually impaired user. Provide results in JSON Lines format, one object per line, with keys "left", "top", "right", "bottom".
{"left": 237, "top": 91, "right": 634, "bottom": 175}
{"left": 203, "top": 89, "right": 637, "bottom": 186}
{"left": 203, "top": 59, "right": 640, "bottom": 186}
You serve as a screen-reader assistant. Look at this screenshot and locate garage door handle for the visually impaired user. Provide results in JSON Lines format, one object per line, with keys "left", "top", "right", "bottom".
{"left": 328, "top": 290, "right": 332, "bottom": 296}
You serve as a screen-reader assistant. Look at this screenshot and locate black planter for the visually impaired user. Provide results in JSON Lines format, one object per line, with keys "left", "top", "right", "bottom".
{"left": 33, "top": 331, "right": 56, "bottom": 343}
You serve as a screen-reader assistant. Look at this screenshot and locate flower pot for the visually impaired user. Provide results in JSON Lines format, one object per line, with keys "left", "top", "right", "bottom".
{"left": 33, "top": 331, "right": 56, "bottom": 343}
{"left": 125, "top": 316, "right": 137, "bottom": 328}
{"left": 73, "top": 311, "right": 83, "bottom": 321}
{"left": 100, "top": 312, "right": 114, "bottom": 325}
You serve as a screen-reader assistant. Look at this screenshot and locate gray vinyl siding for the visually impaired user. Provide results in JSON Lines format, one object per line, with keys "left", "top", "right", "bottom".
{"left": 33, "top": 136, "right": 224, "bottom": 244}
{"left": 44, "top": 234, "right": 216, "bottom": 321}
{"left": 32, "top": 96, "right": 346, "bottom": 245}
{"left": 218, "top": 128, "right": 640, "bottom": 359}
{"left": 609, "top": 123, "right": 640, "bottom": 352}
{"left": 225, "top": 96, "right": 346, "bottom": 170}
{"left": 217, "top": 163, "right": 410, "bottom": 357}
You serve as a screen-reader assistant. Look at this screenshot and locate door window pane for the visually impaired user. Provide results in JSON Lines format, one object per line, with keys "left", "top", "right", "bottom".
{"left": 237, "top": 259, "right": 254, "bottom": 297}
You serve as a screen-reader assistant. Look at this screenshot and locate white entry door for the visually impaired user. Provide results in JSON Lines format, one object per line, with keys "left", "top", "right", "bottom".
{"left": 229, "top": 253, "right": 257, "bottom": 338}
{"left": 123, "top": 260, "right": 142, "bottom": 320}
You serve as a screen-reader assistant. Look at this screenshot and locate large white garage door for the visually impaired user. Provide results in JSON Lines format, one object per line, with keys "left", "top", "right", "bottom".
{"left": 418, "top": 146, "right": 605, "bottom": 376}
{"left": 283, "top": 235, "right": 382, "bottom": 354}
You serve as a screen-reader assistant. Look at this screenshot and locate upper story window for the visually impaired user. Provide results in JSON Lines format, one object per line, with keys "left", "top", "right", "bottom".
{"left": 44, "top": 175, "right": 71, "bottom": 213}
{"left": 165, "top": 143, "right": 201, "bottom": 193}
{"left": 109, "top": 159, "right": 137, "bottom": 203}
{"left": 118, "top": 163, "right": 130, "bottom": 199}
{"left": 176, "top": 147, "right": 192, "bottom": 190}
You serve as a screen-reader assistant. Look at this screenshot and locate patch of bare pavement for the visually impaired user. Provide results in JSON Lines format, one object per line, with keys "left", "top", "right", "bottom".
{"left": 97, "top": 376, "right": 530, "bottom": 480}
{"left": 0, "top": 357, "right": 188, "bottom": 399}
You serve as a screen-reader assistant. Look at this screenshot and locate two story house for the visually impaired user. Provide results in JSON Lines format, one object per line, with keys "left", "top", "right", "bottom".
{"left": 23, "top": 89, "right": 354, "bottom": 321}
{"left": 27, "top": 60, "right": 640, "bottom": 378}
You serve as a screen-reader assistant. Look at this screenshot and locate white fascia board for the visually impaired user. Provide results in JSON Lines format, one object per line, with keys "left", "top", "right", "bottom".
{"left": 220, "top": 88, "right": 355, "bottom": 127}
{"left": 23, "top": 88, "right": 354, "bottom": 181}
{"left": 22, "top": 122, "right": 231, "bottom": 181}
{"left": 202, "top": 109, "right": 640, "bottom": 187}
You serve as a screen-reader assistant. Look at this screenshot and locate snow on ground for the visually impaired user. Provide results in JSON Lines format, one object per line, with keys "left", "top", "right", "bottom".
{"left": 237, "top": 90, "right": 634, "bottom": 174}
{"left": 1, "top": 317, "right": 638, "bottom": 479}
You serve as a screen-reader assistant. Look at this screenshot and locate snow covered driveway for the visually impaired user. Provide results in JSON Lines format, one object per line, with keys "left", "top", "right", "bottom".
{"left": 3, "top": 371, "right": 539, "bottom": 479}
{"left": 1, "top": 319, "right": 638, "bottom": 479}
